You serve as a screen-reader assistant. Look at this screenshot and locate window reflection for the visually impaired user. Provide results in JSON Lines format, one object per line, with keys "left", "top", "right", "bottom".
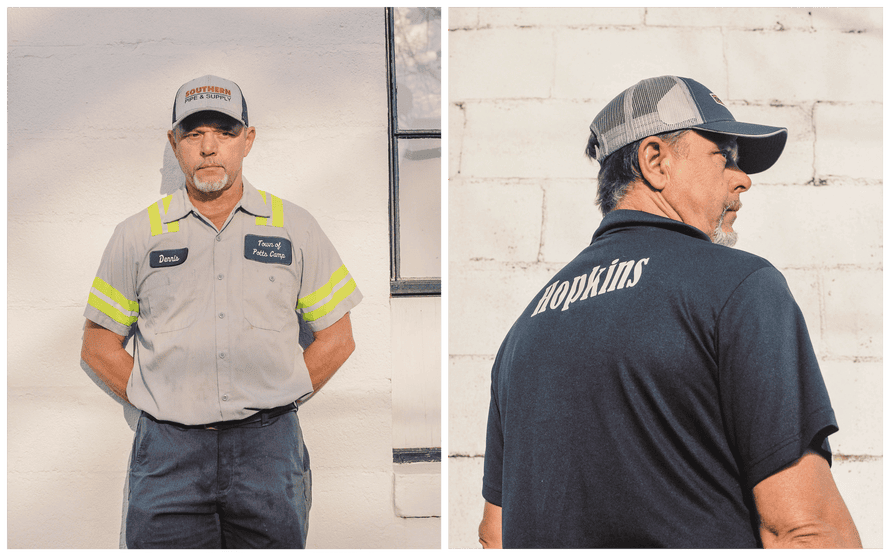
{"left": 394, "top": 7, "right": 441, "bottom": 131}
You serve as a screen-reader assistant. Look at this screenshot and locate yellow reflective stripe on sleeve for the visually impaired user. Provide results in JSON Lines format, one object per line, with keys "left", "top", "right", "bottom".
{"left": 92, "top": 277, "right": 139, "bottom": 312}
{"left": 88, "top": 293, "right": 139, "bottom": 327}
{"left": 301, "top": 278, "right": 357, "bottom": 322}
{"left": 297, "top": 265, "right": 350, "bottom": 309}
{"left": 255, "top": 190, "right": 284, "bottom": 228}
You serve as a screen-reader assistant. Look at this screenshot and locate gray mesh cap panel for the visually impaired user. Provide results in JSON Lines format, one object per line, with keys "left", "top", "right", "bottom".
{"left": 590, "top": 76, "right": 703, "bottom": 163}
{"left": 587, "top": 76, "right": 787, "bottom": 174}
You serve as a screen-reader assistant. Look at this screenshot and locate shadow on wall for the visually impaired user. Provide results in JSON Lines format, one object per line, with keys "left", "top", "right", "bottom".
{"left": 79, "top": 361, "right": 141, "bottom": 431}
{"left": 8, "top": 7, "right": 386, "bottom": 234}
{"left": 79, "top": 357, "right": 138, "bottom": 548}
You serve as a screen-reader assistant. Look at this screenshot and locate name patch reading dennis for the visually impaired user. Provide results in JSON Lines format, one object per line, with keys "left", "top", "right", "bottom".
{"left": 150, "top": 248, "right": 189, "bottom": 268}
{"left": 245, "top": 234, "right": 292, "bottom": 265}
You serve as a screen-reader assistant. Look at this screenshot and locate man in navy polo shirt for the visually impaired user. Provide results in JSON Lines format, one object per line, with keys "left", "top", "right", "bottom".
{"left": 478, "top": 76, "right": 860, "bottom": 548}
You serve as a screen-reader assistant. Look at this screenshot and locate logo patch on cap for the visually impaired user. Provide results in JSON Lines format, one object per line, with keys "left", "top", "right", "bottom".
{"left": 183, "top": 86, "right": 232, "bottom": 106}
{"left": 709, "top": 93, "right": 726, "bottom": 107}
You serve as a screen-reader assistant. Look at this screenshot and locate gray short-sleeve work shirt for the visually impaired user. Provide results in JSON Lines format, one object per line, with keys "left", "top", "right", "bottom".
{"left": 84, "top": 178, "right": 362, "bottom": 425}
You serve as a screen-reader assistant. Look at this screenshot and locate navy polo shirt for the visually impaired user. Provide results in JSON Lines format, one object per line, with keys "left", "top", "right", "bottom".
{"left": 483, "top": 210, "right": 837, "bottom": 548}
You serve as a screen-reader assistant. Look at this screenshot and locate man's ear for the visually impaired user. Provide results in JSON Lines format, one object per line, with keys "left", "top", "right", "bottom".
{"left": 167, "top": 130, "right": 177, "bottom": 152}
{"left": 638, "top": 136, "right": 671, "bottom": 191}
{"left": 243, "top": 127, "right": 257, "bottom": 157}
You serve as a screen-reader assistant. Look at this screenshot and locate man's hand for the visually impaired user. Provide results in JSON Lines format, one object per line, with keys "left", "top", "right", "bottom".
{"left": 478, "top": 500, "right": 502, "bottom": 549}
{"left": 754, "top": 449, "right": 862, "bottom": 548}
{"left": 302, "top": 312, "right": 355, "bottom": 393}
{"left": 81, "top": 319, "right": 133, "bottom": 403}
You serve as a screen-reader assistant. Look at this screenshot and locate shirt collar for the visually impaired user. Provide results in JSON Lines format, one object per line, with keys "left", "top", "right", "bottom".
{"left": 239, "top": 177, "right": 273, "bottom": 218}
{"left": 591, "top": 209, "right": 711, "bottom": 244}
{"left": 160, "top": 186, "right": 192, "bottom": 224}
{"left": 160, "top": 176, "right": 271, "bottom": 224}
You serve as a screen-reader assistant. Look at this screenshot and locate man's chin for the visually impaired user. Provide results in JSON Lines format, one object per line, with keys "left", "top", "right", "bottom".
{"left": 192, "top": 175, "right": 230, "bottom": 194}
{"left": 712, "top": 227, "right": 738, "bottom": 247}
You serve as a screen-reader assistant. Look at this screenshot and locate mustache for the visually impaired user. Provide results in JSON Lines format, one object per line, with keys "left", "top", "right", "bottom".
{"left": 724, "top": 200, "right": 742, "bottom": 212}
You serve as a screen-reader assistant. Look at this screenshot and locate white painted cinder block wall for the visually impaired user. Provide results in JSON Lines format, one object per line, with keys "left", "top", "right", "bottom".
{"left": 448, "top": 7, "right": 882, "bottom": 549}
{"left": 7, "top": 7, "right": 439, "bottom": 549}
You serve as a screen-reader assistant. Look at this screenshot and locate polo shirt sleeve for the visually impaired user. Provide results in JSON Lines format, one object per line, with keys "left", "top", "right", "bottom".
{"left": 482, "top": 349, "right": 505, "bottom": 507}
{"left": 84, "top": 222, "right": 139, "bottom": 337}
{"left": 717, "top": 265, "right": 838, "bottom": 491}
{"left": 296, "top": 214, "right": 362, "bottom": 332}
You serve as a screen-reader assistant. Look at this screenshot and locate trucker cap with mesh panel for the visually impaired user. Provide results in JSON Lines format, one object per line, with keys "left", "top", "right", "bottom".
{"left": 588, "top": 76, "right": 787, "bottom": 174}
{"left": 172, "top": 75, "right": 248, "bottom": 129}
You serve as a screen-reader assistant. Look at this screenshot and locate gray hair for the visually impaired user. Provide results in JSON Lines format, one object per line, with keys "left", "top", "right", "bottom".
{"left": 586, "top": 129, "right": 688, "bottom": 214}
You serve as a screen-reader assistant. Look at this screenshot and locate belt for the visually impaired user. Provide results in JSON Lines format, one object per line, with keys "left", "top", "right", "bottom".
{"left": 144, "top": 402, "right": 298, "bottom": 431}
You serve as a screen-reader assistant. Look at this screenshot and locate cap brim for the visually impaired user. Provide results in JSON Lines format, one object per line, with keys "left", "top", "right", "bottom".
{"left": 172, "top": 107, "right": 245, "bottom": 129}
{"left": 691, "top": 121, "right": 788, "bottom": 174}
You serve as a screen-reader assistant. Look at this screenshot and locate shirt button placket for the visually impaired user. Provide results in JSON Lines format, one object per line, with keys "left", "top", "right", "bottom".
{"left": 214, "top": 229, "right": 232, "bottom": 418}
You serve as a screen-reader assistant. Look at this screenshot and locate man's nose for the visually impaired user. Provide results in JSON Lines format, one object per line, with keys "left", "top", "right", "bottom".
{"left": 200, "top": 133, "right": 218, "bottom": 156}
{"left": 732, "top": 166, "right": 752, "bottom": 192}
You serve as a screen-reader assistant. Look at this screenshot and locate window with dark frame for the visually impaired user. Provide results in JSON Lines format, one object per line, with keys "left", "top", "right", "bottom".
{"left": 386, "top": 7, "right": 442, "bottom": 297}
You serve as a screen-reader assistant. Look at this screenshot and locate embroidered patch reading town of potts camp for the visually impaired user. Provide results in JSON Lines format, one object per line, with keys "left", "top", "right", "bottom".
{"left": 149, "top": 248, "right": 189, "bottom": 268}
{"left": 244, "top": 234, "right": 293, "bottom": 265}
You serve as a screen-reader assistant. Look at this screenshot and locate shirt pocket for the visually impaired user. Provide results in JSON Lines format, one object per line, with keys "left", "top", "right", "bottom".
{"left": 140, "top": 268, "right": 199, "bottom": 333}
{"left": 243, "top": 263, "right": 298, "bottom": 332}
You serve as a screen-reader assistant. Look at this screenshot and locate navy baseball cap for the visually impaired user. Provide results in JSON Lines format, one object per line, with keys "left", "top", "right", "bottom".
{"left": 171, "top": 75, "right": 249, "bottom": 128}
{"left": 588, "top": 76, "right": 787, "bottom": 174}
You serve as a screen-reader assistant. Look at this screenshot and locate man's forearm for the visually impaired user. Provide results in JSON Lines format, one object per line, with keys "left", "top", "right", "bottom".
{"left": 302, "top": 313, "right": 355, "bottom": 393}
{"left": 761, "top": 521, "right": 862, "bottom": 548}
{"left": 479, "top": 501, "right": 503, "bottom": 549}
{"left": 754, "top": 451, "right": 863, "bottom": 549}
{"left": 81, "top": 320, "right": 133, "bottom": 403}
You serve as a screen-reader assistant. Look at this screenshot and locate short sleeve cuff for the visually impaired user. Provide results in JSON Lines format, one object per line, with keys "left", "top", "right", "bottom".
{"left": 482, "top": 482, "right": 503, "bottom": 507}
{"left": 301, "top": 281, "right": 362, "bottom": 332}
{"left": 745, "top": 407, "right": 838, "bottom": 490}
{"left": 84, "top": 306, "right": 133, "bottom": 338}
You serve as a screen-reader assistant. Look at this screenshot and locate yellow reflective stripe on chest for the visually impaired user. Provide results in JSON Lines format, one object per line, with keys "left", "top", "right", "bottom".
{"left": 148, "top": 196, "right": 180, "bottom": 236}
{"left": 256, "top": 190, "right": 284, "bottom": 228}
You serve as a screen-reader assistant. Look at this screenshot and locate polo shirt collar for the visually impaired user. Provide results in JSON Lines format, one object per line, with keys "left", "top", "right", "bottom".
{"left": 591, "top": 209, "right": 711, "bottom": 244}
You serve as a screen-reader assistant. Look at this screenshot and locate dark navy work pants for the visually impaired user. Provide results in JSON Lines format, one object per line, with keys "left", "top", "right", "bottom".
{"left": 125, "top": 410, "right": 311, "bottom": 548}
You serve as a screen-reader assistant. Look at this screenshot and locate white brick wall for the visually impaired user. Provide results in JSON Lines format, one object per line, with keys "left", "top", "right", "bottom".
{"left": 448, "top": 7, "right": 882, "bottom": 549}
{"left": 7, "top": 7, "right": 439, "bottom": 549}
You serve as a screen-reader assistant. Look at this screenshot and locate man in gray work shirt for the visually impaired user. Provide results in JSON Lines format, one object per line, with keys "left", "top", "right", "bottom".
{"left": 81, "top": 75, "right": 362, "bottom": 548}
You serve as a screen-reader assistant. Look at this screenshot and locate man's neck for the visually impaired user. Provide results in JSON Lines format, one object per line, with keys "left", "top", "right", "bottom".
{"left": 615, "top": 180, "right": 680, "bottom": 223}
{"left": 185, "top": 176, "right": 244, "bottom": 231}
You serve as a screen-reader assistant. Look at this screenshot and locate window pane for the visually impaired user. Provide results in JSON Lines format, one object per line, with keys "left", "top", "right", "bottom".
{"left": 398, "top": 138, "right": 441, "bottom": 279}
{"left": 394, "top": 7, "right": 441, "bottom": 130}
